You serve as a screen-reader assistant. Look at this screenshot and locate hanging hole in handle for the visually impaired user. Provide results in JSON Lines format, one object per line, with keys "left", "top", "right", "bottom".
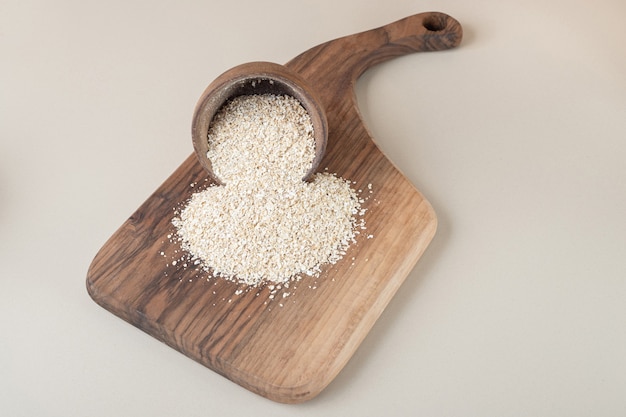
{"left": 423, "top": 14, "right": 447, "bottom": 32}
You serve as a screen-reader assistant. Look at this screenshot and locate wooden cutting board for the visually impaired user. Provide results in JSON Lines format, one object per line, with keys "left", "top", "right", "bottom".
{"left": 86, "top": 11, "right": 462, "bottom": 403}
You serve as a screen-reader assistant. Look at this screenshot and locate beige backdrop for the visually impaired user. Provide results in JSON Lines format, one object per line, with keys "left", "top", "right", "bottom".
{"left": 1, "top": 0, "right": 625, "bottom": 415}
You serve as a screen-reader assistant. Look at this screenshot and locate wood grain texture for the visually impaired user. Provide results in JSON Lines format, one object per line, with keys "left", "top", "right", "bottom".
{"left": 86, "top": 11, "right": 462, "bottom": 403}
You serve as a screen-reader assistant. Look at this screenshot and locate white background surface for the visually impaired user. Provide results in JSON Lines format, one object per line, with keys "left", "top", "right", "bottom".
{"left": 2, "top": 0, "right": 625, "bottom": 415}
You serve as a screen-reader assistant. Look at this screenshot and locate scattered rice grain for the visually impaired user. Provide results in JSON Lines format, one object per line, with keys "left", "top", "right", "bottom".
{"left": 172, "top": 93, "right": 367, "bottom": 286}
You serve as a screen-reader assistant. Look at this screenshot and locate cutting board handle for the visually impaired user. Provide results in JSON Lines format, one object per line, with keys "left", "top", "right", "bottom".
{"left": 287, "top": 11, "right": 462, "bottom": 90}
{"left": 372, "top": 12, "right": 462, "bottom": 69}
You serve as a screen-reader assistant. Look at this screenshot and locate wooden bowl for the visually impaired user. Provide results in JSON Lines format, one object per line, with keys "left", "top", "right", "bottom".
{"left": 191, "top": 61, "right": 328, "bottom": 184}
